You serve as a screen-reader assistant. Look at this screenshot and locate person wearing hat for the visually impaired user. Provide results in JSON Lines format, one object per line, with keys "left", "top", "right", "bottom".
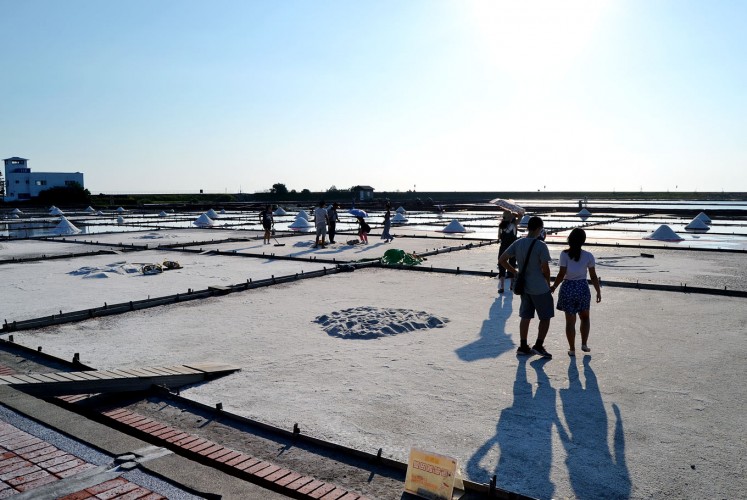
{"left": 328, "top": 202, "right": 341, "bottom": 244}
{"left": 497, "top": 210, "right": 518, "bottom": 293}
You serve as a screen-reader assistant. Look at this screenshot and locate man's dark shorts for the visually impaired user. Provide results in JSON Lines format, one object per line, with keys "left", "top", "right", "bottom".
{"left": 519, "top": 291, "right": 555, "bottom": 320}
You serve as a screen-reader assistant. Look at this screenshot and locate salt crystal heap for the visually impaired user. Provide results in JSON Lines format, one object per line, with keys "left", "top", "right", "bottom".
{"left": 52, "top": 216, "right": 81, "bottom": 235}
{"left": 644, "top": 225, "right": 683, "bottom": 241}
{"left": 193, "top": 213, "right": 214, "bottom": 227}
{"left": 206, "top": 209, "right": 219, "bottom": 219}
{"left": 273, "top": 207, "right": 287, "bottom": 216}
{"left": 685, "top": 218, "right": 709, "bottom": 231}
{"left": 695, "top": 212, "right": 712, "bottom": 224}
{"left": 289, "top": 215, "right": 313, "bottom": 230}
{"left": 442, "top": 219, "right": 467, "bottom": 233}
{"left": 392, "top": 212, "right": 408, "bottom": 224}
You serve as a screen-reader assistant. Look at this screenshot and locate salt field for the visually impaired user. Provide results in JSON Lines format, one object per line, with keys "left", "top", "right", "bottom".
{"left": 1, "top": 199, "right": 746, "bottom": 499}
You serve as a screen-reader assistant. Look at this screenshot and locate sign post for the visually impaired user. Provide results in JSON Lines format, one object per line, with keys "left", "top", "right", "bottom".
{"left": 404, "top": 447, "right": 464, "bottom": 500}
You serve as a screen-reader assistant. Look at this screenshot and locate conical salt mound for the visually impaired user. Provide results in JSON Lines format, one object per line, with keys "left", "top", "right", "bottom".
{"left": 206, "top": 209, "right": 219, "bottom": 219}
{"left": 11, "top": 208, "right": 22, "bottom": 215}
{"left": 519, "top": 214, "right": 530, "bottom": 227}
{"left": 273, "top": 207, "right": 287, "bottom": 216}
{"left": 644, "top": 225, "right": 683, "bottom": 241}
{"left": 577, "top": 208, "right": 592, "bottom": 217}
{"left": 193, "top": 213, "right": 214, "bottom": 227}
{"left": 84, "top": 206, "right": 95, "bottom": 213}
{"left": 297, "top": 210, "right": 310, "bottom": 221}
{"left": 220, "top": 209, "right": 227, "bottom": 215}
{"left": 158, "top": 211, "right": 168, "bottom": 217}
{"left": 53, "top": 216, "right": 81, "bottom": 235}
{"left": 289, "top": 217, "right": 313, "bottom": 230}
{"left": 117, "top": 215, "right": 125, "bottom": 224}
{"left": 116, "top": 207, "right": 126, "bottom": 213}
{"left": 96, "top": 210, "right": 105, "bottom": 216}
{"left": 685, "top": 218, "right": 709, "bottom": 230}
{"left": 11, "top": 214, "right": 19, "bottom": 219}
{"left": 695, "top": 212, "right": 711, "bottom": 224}
{"left": 396, "top": 206, "right": 406, "bottom": 214}
{"left": 442, "top": 219, "right": 467, "bottom": 233}
{"left": 392, "top": 212, "right": 408, "bottom": 223}
{"left": 49, "top": 207, "right": 64, "bottom": 216}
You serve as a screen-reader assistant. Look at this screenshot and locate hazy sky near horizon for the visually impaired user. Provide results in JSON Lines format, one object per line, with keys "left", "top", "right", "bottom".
{"left": 2, "top": 0, "right": 745, "bottom": 194}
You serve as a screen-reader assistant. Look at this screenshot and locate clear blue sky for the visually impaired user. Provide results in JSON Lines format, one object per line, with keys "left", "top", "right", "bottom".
{"left": 2, "top": 0, "right": 745, "bottom": 194}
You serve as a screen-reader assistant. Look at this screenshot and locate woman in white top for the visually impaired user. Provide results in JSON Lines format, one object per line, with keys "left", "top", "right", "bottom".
{"left": 550, "top": 228, "right": 602, "bottom": 356}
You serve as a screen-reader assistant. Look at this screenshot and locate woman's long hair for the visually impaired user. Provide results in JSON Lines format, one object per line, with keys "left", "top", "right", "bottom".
{"left": 565, "top": 227, "right": 586, "bottom": 261}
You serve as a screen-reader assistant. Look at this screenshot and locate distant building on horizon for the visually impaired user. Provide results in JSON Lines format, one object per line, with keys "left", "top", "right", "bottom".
{"left": 3, "top": 157, "right": 84, "bottom": 202}
{"left": 351, "top": 185, "right": 374, "bottom": 202}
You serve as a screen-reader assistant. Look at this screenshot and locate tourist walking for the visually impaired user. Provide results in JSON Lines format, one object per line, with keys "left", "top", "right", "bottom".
{"left": 328, "top": 202, "right": 340, "bottom": 244}
{"left": 499, "top": 216, "right": 554, "bottom": 359}
{"left": 497, "top": 211, "right": 518, "bottom": 293}
{"left": 381, "top": 203, "right": 393, "bottom": 243}
{"left": 550, "top": 228, "right": 601, "bottom": 356}
{"left": 260, "top": 205, "right": 273, "bottom": 245}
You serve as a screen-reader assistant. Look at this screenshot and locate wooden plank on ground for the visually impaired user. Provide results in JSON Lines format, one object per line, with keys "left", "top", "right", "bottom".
{"left": 184, "top": 362, "right": 241, "bottom": 373}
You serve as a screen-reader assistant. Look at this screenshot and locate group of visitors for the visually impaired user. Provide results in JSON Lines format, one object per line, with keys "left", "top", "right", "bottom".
{"left": 498, "top": 215, "right": 601, "bottom": 360}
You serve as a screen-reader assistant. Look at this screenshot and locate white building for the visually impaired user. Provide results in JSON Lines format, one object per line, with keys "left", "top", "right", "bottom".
{"left": 3, "top": 157, "right": 84, "bottom": 202}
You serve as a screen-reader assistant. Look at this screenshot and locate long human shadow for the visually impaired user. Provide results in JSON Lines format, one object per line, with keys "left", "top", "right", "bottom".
{"left": 466, "top": 357, "right": 557, "bottom": 499}
{"left": 558, "top": 357, "right": 631, "bottom": 499}
{"left": 455, "top": 295, "right": 514, "bottom": 362}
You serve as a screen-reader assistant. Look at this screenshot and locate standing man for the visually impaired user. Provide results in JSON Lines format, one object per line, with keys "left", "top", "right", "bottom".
{"left": 499, "top": 216, "right": 554, "bottom": 359}
{"left": 260, "top": 205, "right": 273, "bottom": 245}
{"left": 328, "top": 202, "right": 340, "bottom": 244}
{"left": 313, "top": 200, "right": 329, "bottom": 248}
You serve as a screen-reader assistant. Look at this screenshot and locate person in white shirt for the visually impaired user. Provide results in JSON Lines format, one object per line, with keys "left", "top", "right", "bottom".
{"left": 550, "top": 228, "right": 602, "bottom": 356}
{"left": 313, "top": 200, "right": 329, "bottom": 248}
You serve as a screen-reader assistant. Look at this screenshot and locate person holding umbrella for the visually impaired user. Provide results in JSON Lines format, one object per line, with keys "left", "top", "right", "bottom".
{"left": 497, "top": 210, "right": 518, "bottom": 293}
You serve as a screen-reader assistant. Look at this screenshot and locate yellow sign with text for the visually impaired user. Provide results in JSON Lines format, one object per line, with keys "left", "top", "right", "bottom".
{"left": 404, "top": 448, "right": 463, "bottom": 500}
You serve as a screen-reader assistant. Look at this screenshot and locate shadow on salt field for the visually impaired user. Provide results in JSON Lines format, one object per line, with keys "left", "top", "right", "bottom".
{"left": 467, "top": 356, "right": 631, "bottom": 499}
{"left": 455, "top": 294, "right": 514, "bottom": 361}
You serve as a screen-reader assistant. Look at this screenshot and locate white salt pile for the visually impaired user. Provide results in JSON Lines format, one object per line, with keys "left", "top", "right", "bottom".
{"left": 289, "top": 216, "right": 313, "bottom": 230}
{"left": 52, "top": 216, "right": 81, "bottom": 235}
{"left": 314, "top": 306, "right": 449, "bottom": 339}
{"left": 442, "top": 219, "right": 467, "bottom": 233}
{"left": 68, "top": 261, "right": 140, "bottom": 278}
{"left": 11, "top": 208, "right": 23, "bottom": 215}
{"left": 396, "top": 206, "right": 406, "bottom": 214}
{"left": 297, "top": 209, "right": 310, "bottom": 221}
{"left": 273, "top": 207, "right": 287, "bottom": 216}
{"left": 96, "top": 211, "right": 105, "bottom": 216}
{"left": 685, "top": 218, "right": 710, "bottom": 231}
{"left": 84, "top": 206, "right": 96, "bottom": 213}
{"left": 577, "top": 208, "right": 592, "bottom": 217}
{"left": 519, "top": 214, "right": 530, "bottom": 227}
{"left": 158, "top": 211, "right": 168, "bottom": 217}
{"left": 206, "top": 209, "right": 219, "bottom": 219}
{"left": 695, "top": 211, "right": 712, "bottom": 224}
{"left": 193, "top": 213, "right": 215, "bottom": 227}
{"left": 644, "top": 225, "right": 683, "bottom": 241}
{"left": 49, "top": 207, "right": 64, "bottom": 216}
{"left": 117, "top": 216, "right": 125, "bottom": 224}
{"left": 116, "top": 207, "right": 126, "bottom": 213}
{"left": 220, "top": 209, "right": 227, "bottom": 215}
{"left": 392, "top": 212, "right": 408, "bottom": 224}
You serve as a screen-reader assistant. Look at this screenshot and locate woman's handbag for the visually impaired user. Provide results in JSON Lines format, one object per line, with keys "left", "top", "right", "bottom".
{"left": 513, "top": 238, "right": 538, "bottom": 296}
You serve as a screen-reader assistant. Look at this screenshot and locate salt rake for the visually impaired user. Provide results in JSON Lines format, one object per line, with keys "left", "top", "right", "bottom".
{"left": 273, "top": 237, "right": 285, "bottom": 247}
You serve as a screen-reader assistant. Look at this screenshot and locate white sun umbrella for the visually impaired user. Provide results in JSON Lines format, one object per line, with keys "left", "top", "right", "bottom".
{"left": 297, "top": 209, "right": 310, "bottom": 220}
{"left": 685, "top": 218, "right": 709, "bottom": 231}
{"left": 442, "top": 219, "right": 467, "bottom": 233}
{"left": 695, "top": 212, "right": 712, "bottom": 224}
{"left": 193, "top": 213, "right": 215, "bottom": 227}
{"left": 52, "top": 216, "right": 81, "bottom": 235}
{"left": 273, "top": 207, "right": 287, "bottom": 216}
{"left": 391, "top": 212, "right": 408, "bottom": 224}
{"left": 644, "top": 225, "right": 683, "bottom": 241}
{"left": 206, "top": 208, "right": 219, "bottom": 219}
{"left": 489, "top": 198, "right": 526, "bottom": 216}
